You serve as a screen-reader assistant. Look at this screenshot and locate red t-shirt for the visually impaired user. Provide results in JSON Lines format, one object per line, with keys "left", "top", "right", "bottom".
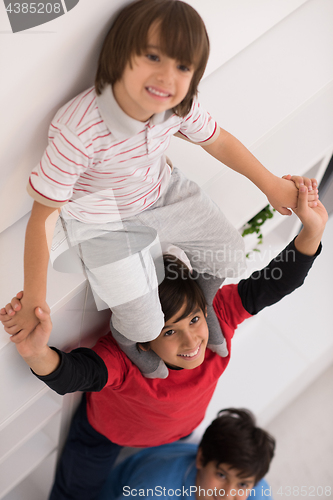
{"left": 87, "top": 284, "right": 251, "bottom": 447}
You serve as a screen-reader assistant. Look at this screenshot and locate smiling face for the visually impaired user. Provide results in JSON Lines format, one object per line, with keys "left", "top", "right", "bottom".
{"left": 113, "top": 24, "right": 195, "bottom": 122}
{"left": 148, "top": 302, "right": 208, "bottom": 370}
{"left": 196, "top": 454, "right": 256, "bottom": 500}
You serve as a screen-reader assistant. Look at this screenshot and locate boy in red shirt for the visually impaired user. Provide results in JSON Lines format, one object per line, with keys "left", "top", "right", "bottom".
{"left": 1, "top": 181, "right": 327, "bottom": 499}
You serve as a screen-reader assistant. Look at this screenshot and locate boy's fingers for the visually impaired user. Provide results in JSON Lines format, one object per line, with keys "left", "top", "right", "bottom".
{"left": 5, "top": 324, "right": 23, "bottom": 336}
{"left": 307, "top": 191, "right": 318, "bottom": 202}
{"left": 297, "top": 184, "right": 308, "bottom": 209}
{"left": 282, "top": 175, "right": 319, "bottom": 193}
{"left": 294, "top": 176, "right": 304, "bottom": 189}
{"left": 1, "top": 293, "right": 24, "bottom": 318}
{"left": 2, "top": 316, "right": 20, "bottom": 327}
{"left": 302, "top": 177, "right": 313, "bottom": 191}
{"left": 283, "top": 175, "right": 306, "bottom": 190}
{"left": 11, "top": 298, "right": 22, "bottom": 311}
{"left": 0, "top": 315, "right": 14, "bottom": 324}
{"left": 9, "top": 325, "right": 37, "bottom": 343}
{"left": 278, "top": 207, "right": 292, "bottom": 216}
{"left": 4, "top": 303, "right": 15, "bottom": 316}
{"left": 282, "top": 174, "right": 300, "bottom": 187}
{"left": 35, "top": 307, "right": 45, "bottom": 319}
{"left": 9, "top": 331, "right": 28, "bottom": 344}
{"left": 35, "top": 307, "right": 52, "bottom": 330}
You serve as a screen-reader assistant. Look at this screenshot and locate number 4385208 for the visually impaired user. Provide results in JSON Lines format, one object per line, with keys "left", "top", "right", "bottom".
{"left": 277, "top": 486, "right": 331, "bottom": 496}
{"left": 6, "top": 3, "right": 61, "bottom": 14}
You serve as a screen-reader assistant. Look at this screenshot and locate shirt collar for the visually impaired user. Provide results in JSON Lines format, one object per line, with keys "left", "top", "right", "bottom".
{"left": 166, "top": 363, "right": 183, "bottom": 371}
{"left": 96, "top": 84, "right": 174, "bottom": 140}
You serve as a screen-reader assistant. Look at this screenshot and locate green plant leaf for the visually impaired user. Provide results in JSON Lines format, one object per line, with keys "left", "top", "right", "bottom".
{"left": 243, "top": 204, "right": 275, "bottom": 257}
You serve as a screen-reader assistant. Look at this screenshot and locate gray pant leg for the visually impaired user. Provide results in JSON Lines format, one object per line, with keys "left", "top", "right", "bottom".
{"left": 55, "top": 216, "right": 168, "bottom": 377}
{"left": 59, "top": 217, "right": 165, "bottom": 341}
{"left": 195, "top": 273, "right": 229, "bottom": 357}
{"left": 110, "top": 322, "right": 169, "bottom": 379}
{"left": 137, "top": 168, "right": 246, "bottom": 279}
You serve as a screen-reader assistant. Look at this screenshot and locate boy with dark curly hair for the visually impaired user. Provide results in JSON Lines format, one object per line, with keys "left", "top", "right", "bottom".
{"left": 99, "top": 407, "right": 275, "bottom": 499}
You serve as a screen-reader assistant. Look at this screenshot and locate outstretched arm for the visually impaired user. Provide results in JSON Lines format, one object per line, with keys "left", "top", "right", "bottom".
{"left": 237, "top": 183, "right": 327, "bottom": 315}
{"left": 4, "top": 291, "right": 108, "bottom": 393}
{"left": 292, "top": 180, "right": 327, "bottom": 255}
{"left": 8, "top": 294, "right": 60, "bottom": 376}
{"left": 0, "top": 202, "right": 59, "bottom": 342}
{"left": 202, "top": 129, "right": 319, "bottom": 215}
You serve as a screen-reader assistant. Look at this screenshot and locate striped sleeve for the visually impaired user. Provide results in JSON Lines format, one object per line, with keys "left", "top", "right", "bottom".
{"left": 177, "top": 98, "right": 220, "bottom": 145}
{"left": 27, "top": 122, "right": 91, "bottom": 207}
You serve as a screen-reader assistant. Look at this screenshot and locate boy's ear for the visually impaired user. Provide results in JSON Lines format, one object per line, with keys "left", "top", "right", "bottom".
{"left": 196, "top": 447, "right": 204, "bottom": 470}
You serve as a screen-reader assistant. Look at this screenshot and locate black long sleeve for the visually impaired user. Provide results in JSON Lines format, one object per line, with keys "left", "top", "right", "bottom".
{"left": 238, "top": 238, "right": 322, "bottom": 315}
{"left": 33, "top": 347, "right": 108, "bottom": 395}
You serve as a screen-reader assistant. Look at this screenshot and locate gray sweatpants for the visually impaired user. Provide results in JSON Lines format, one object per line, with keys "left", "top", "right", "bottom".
{"left": 58, "top": 168, "right": 245, "bottom": 343}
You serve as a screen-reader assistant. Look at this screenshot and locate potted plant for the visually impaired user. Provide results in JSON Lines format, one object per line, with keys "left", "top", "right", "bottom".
{"left": 241, "top": 205, "right": 275, "bottom": 258}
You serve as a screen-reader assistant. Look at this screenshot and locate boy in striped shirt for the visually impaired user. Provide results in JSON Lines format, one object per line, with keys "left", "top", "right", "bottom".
{"left": 2, "top": 0, "right": 318, "bottom": 377}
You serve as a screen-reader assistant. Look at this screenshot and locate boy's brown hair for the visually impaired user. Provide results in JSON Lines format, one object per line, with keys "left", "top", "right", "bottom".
{"left": 158, "top": 254, "right": 207, "bottom": 323}
{"left": 138, "top": 254, "right": 207, "bottom": 351}
{"left": 95, "top": 0, "right": 210, "bottom": 117}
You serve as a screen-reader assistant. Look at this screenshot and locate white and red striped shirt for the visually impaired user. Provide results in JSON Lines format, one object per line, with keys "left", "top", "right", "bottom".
{"left": 27, "top": 85, "right": 219, "bottom": 223}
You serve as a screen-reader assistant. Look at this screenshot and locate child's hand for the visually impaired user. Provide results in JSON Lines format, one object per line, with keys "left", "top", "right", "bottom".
{"left": 266, "top": 175, "right": 319, "bottom": 215}
{"left": 1, "top": 291, "right": 52, "bottom": 358}
{"left": 0, "top": 293, "right": 42, "bottom": 343}
{"left": 282, "top": 174, "right": 319, "bottom": 207}
{"left": 293, "top": 183, "right": 327, "bottom": 235}
{"left": 266, "top": 176, "right": 299, "bottom": 215}
{"left": 0, "top": 292, "right": 21, "bottom": 327}
{"left": 2, "top": 292, "right": 59, "bottom": 375}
